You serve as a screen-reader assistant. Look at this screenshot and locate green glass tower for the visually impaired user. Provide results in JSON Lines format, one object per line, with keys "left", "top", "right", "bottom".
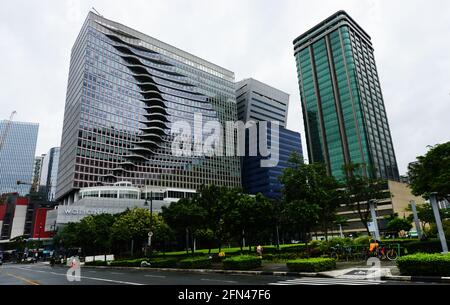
{"left": 293, "top": 11, "right": 399, "bottom": 181}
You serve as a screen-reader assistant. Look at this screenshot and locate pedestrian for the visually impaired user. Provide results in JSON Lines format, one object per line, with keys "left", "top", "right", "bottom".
{"left": 256, "top": 245, "right": 263, "bottom": 257}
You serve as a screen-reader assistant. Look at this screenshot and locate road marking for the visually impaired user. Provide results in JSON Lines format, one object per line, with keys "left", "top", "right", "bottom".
{"left": 10, "top": 266, "right": 144, "bottom": 285}
{"left": 110, "top": 272, "right": 123, "bottom": 275}
{"left": 201, "top": 278, "right": 238, "bottom": 284}
{"left": 0, "top": 271, "right": 40, "bottom": 285}
{"left": 269, "top": 277, "right": 385, "bottom": 286}
{"left": 144, "top": 274, "right": 167, "bottom": 278}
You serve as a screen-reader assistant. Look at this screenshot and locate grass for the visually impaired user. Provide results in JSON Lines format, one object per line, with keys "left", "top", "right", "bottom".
{"left": 153, "top": 244, "right": 306, "bottom": 257}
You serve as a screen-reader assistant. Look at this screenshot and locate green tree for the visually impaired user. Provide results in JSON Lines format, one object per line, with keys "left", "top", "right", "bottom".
{"left": 195, "top": 185, "right": 231, "bottom": 253}
{"left": 279, "top": 153, "right": 340, "bottom": 243}
{"left": 408, "top": 142, "right": 450, "bottom": 201}
{"left": 342, "top": 163, "right": 391, "bottom": 235}
{"left": 385, "top": 215, "right": 413, "bottom": 237}
{"left": 162, "top": 197, "right": 207, "bottom": 254}
{"left": 112, "top": 208, "right": 172, "bottom": 256}
{"left": 224, "top": 192, "right": 273, "bottom": 251}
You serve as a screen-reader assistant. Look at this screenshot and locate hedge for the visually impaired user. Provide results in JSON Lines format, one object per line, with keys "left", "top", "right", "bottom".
{"left": 109, "top": 258, "right": 177, "bottom": 268}
{"left": 405, "top": 239, "right": 450, "bottom": 254}
{"left": 178, "top": 257, "right": 212, "bottom": 269}
{"left": 397, "top": 253, "right": 450, "bottom": 276}
{"left": 286, "top": 258, "right": 336, "bottom": 272}
{"left": 223, "top": 255, "right": 262, "bottom": 270}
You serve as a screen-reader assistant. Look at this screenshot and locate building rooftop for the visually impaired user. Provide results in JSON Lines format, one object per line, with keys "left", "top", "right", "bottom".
{"left": 88, "top": 11, "right": 235, "bottom": 82}
{"left": 293, "top": 10, "right": 372, "bottom": 53}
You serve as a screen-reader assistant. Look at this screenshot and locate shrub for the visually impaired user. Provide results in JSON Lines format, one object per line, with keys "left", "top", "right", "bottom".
{"left": 353, "top": 236, "right": 371, "bottom": 246}
{"left": 223, "top": 255, "right": 262, "bottom": 270}
{"left": 405, "top": 239, "right": 450, "bottom": 254}
{"left": 286, "top": 258, "right": 336, "bottom": 273}
{"left": 109, "top": 257, "right": 177, "bottom": 268}
{"left": 178, "top": 257, "right": 212, "bottom": 269}
{"left": 148, "top": 258, "right": 178, "bottom": 268}
{"left": 397, "top": 253, "right": 450, "bottom": 276}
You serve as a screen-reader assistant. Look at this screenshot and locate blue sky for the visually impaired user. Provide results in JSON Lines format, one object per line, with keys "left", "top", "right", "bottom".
{"left": 1, "top": 0, "right": 449, "bottom": 175}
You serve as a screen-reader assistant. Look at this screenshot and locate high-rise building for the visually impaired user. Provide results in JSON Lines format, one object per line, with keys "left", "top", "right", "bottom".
{"left": 32, "top": 155, "right": 45, "bottom": 192}
{"left": 39, "top": 147, "right": 60, "bottom": 201}
{"left": 293, "top": 11, "right": 399, "bottom": 181}
{"left": 0, "top": 120, "right": 39, "bottom": 196}
{"left": 242, "top": 124, "right": 302, "bottom": 199}
{"left": 56, "top": 12, "right": 241, "bottom": 204}
{"left": 236, "top": 78, "right": 302, "bottom": 198}
{"left": 236, "top": 78, "right": 289, "bottom": 128}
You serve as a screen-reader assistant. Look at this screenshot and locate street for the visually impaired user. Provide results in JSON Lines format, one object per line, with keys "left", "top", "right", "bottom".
{"left": 0, "top": 263, "right": 443, "bottom": 286}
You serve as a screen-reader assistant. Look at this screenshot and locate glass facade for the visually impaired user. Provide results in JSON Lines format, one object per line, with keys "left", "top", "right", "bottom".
{"left": 0, "top": 121, "right": 39, "bottom": 196}
{"left": 39, "top": 147, "right": 60, "bottom": 201}
{"left": 56, "top": 13, "right": 241, "bottom": 201}
{"left": 294, "top": 11, "right": 399, "bottom": 181}
{"left": 242, "top": 125, "right": 303, "bottom": 199}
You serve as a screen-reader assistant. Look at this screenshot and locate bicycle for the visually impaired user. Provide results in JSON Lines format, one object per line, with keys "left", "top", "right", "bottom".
{"left": 369, "top": 244, "right": 399, "bottom": 261}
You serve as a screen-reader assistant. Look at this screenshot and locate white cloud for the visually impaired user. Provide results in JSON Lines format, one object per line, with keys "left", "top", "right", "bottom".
{"left": 0, "top": 0, "right": 449, "bottom": 174}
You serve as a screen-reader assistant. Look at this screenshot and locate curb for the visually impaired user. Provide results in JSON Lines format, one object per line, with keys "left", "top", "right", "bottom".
{"left": 381, "top": 275, "right": 450, "bottom": 284}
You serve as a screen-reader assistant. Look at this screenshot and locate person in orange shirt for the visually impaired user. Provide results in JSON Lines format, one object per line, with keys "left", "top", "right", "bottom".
{"left": 369, "top": 239, "right": 379, "bottom": 253}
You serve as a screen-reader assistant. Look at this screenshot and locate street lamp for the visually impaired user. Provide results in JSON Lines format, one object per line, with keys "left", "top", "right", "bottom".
{"left": 144, "top": 189, "right": 154, "bottom": 257}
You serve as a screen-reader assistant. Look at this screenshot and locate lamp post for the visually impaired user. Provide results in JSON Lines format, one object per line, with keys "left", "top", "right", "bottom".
{"left": 144, "top": 189, "right": 154, "bottom": 257}
{"left": 369, "top": 200, "right": 381, "bottom": 241}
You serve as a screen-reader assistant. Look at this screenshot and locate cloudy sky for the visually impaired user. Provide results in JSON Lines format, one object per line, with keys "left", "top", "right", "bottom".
{"left": 1, "top": 0, "right": 449, "bottom": 175}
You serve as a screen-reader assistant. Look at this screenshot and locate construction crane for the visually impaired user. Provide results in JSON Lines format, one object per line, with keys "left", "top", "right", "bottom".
{"left": 0, "top": 111, "right": 17, "bottom": 153}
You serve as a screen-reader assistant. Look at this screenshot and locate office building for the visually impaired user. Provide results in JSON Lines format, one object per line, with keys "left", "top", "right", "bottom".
{"left": 242, "top": 124, "right": 302, "bottom": 199}
{"left": 293, "top": 11, "right": 399, "bottom": 181}
{"left": 236, "top": 78, "right": 302, "bottom": 198}
{"left": 39, "top": 147, "right": 60, "bottom": 201}
{"left": 236, "top": 78, "right": 289, "bottom": 127}
{"left": 32, "top": 155, "right": 45, "bottom": 192}
{"left": 0, "top": 120, "right": 39, "bottom": 196}
{"left": 56, "top": 12, "right": 241, "bottom": 204}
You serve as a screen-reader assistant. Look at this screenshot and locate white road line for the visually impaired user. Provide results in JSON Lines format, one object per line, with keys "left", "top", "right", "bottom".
{"left": 10, "top": 266, "right": 144, "bottom": 285}
{"left": 110, "top": 272, "right": 123, "bottom": 275}
{"left": 201, "top": 278, "right": 238, "bottom": 284}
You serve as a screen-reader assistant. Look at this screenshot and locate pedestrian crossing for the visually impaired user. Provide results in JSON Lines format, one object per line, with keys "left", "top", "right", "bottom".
{"left": 269, "top": 277, "right": 385, "bottom": 286}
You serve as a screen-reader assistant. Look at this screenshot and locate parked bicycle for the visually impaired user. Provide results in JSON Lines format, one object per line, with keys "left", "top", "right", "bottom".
{"left": 330, "top": 245, "right": 354, "bottom": 261}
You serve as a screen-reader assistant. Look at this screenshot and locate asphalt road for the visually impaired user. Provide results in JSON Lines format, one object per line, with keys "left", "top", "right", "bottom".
{"left": 0, "top": 262, "right": 444, "bottom": 286}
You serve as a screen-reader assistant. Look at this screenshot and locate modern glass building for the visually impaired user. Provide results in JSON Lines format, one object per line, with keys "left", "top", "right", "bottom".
{"left": 235, "top": 78, "right": 302, "bottom": 199}
{"left": 242, "top": 124, "right": 302, "bottom": 199}
{"left": 236, "top": 78, "right": 290, "bottom": 128}
{"left": 293, "top": 11, "right": 399, "bottom": 181}
{"left": 0, "top": 120, "right": 39, "bottom": 196}
{"left": 39, "top": 147, "right": 60, "bottom": 202}
{"left": 56, "top": 12, "right": 241, "bottom": 204}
